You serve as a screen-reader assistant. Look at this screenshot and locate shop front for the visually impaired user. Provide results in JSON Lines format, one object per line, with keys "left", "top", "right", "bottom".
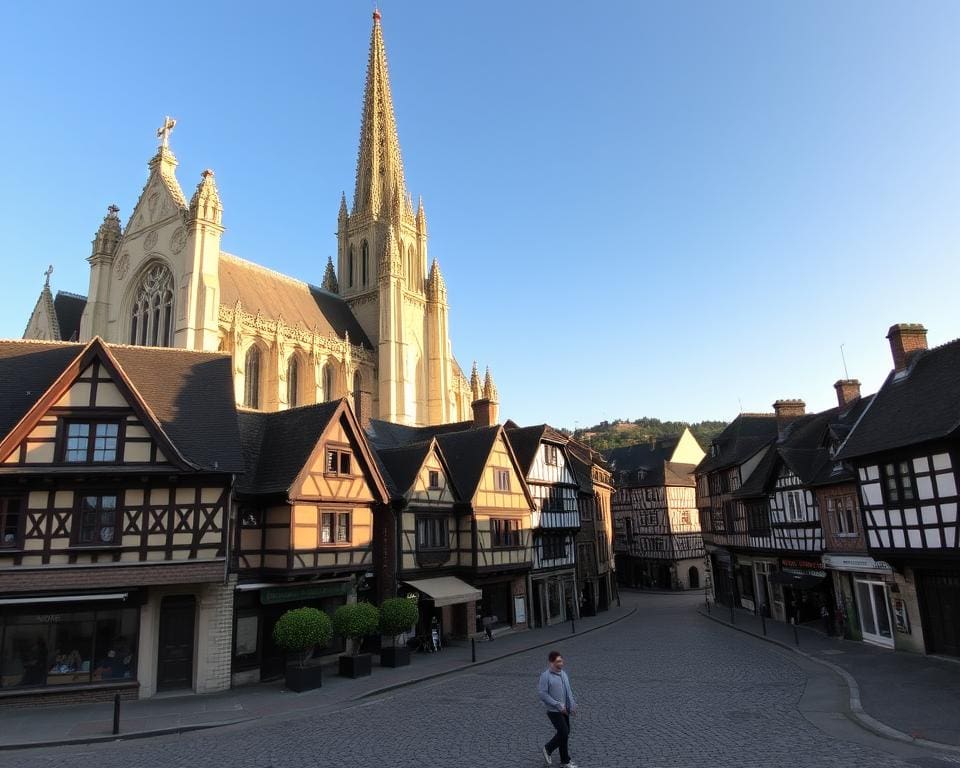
{"left": 402, "top": 576, "right": 482, "bottom": 644}
{"left": 530, "top": 571, "right": 578, "bottom": 628}
{"left": 823, "top": 554, "right": 896, "bottom": 647}
{"left": 0, "top": 592, "right": 140, "bottom": 700}
{"left": 232, "top": 579, "right": 352, "bottom": 686}
{"left": 771, "top": 557, "right": 831, "bottom": 625}
{"left": 707, "top": 548, "right": 733, "bottom": 606}
{"left": 475, "top": 574, "right": 529, "bottom": 633}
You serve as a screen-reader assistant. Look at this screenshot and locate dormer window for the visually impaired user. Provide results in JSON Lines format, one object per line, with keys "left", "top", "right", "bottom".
{"left": 63, "top": 421, "right": 120, "bottom": 463}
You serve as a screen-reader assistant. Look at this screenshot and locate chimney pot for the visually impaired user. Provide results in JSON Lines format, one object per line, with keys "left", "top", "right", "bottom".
{"left": 834, "top": 379, "right": 861, "bottom": 409}
{"left": 471, "top": 398, "right": 498, "bottom": 428}
{"left": 887, "top": 323, "right": 928, "bottom": 372}
{"left": 772, "top": 399, "right": 806, "bottom": 440}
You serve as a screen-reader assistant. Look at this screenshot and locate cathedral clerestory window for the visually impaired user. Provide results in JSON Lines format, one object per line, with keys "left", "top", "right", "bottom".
{"left": 287, "top": 356, "right": 299, "bottom": 407}
{"left": 129, "top": 263, "right": 174, "bottom": 347}
{"left": 244, "top": 346, "right": 261, "bottom": 409}
{"left": 322, "top": 362, "right": 333, "bottom": 403}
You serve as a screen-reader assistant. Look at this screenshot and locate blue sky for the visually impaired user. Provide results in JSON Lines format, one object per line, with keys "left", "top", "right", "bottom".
{"left": 1, "top": 1, "right": 957, "bottom": 430}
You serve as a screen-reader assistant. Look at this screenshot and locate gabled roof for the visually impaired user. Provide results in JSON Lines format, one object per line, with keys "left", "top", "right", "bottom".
{"left": 0, "top": 339, "right": 243, "bottom": 473}
{"left": 837, "top": 339, "right": 960, "bottom": 460}
{"left": 664, "top": 462, "right": 698, "bottom": 488}
{"left": 433, "top": 427, "right": 502, "bottom": 501}
{"left": 366, "top": 418, "right": 475, "bottom": 449}
{"left": 604, "top": 435, "right": 682, "bottom": 487}
{"left": 236, "top": 401, "right": 341, "bottom": 495}
{"left": 505, "top": 424, "right": 567, "bottom": 477}
{"left": 53, "top": 292, "right": 87, "bottom": 342}
{"left": 219, "top": 254, "right": 373, "bottom": 349}
{"left": 375, "top": 439, "right": 435, "bottom": 498}
{"left": 695, "top": 414, "right": 779, "bottom": 475}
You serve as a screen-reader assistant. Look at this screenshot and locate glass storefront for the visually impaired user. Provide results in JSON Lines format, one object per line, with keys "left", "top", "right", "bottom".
{"left": 0, "top": 604, "right": 139, "bottom": 690}
{"left": 854, "top": 577, "right": 894, "bottom": 647}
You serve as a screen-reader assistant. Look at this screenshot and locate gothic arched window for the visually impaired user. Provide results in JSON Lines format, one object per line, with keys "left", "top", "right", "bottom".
{"left": 348, "top": 245, "right": 354, "bottom": 288}
{"left": 353, "top": 371, "right": 362, "bottom": 422}
{"left": 407, "top": 244, "right": 416, "bottom": 287}
{"left": 287, "top": 355, "right": 299, "bottom": 408}
{"left": 322, "top": 362, "right": 333, "bottom": 403}
{"left": 361, "top": 240, "right": 369, "bottom": 286}
{"left": 129, "top": 262, "right": 174, "bottom": 347}
{"left": 244, "top": 346, "right": 261, "bottom": 409}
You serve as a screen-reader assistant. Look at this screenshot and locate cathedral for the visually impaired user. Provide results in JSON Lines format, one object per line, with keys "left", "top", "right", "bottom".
{"left": 23, "top": 10, "right": 495, "bottom": 427}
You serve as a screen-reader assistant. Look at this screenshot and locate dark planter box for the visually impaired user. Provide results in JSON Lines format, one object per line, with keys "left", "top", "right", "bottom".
{"left": 284, "top": 663, "right": 323, "bottom": 692}
{"left": 339, "top": 652, "right": 372, "bottom": 678}
{"left": 379, "top": 646, "right": 411, "bottom": 668}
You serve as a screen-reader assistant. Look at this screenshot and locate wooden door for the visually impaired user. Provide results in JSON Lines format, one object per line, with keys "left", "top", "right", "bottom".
{"left": 157, "top": 595, "right": 196, "bottom": 690}
{"left": 919, "top": 570, "right": 960, "bottom": 657}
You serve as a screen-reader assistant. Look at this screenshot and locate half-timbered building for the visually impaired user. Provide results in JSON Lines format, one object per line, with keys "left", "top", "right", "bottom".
{"left": 376, "top": 437, "right": 481, "bottom": 641}
{"left": 695, "top": 413, "right": 779, "bottom": 608}
{"left": 837, "top": 324, "right": 960, "bottom": 656}
{"left": 232, "top": 399, "right": 390, "bottom": 683}
{"left": 0, "top": 338, "right": 244, "bottom": 703}
{"left": 369, "top": 413, "right": 536, "bottom": 634}
{"left": 566, "top": 438, "right": 616, "bottom": 615}
{"left": 607, "top": 428, "right": 705, "bottom": 591}
{"left": 506, "top": 425, "right": 581, "bottom": 627}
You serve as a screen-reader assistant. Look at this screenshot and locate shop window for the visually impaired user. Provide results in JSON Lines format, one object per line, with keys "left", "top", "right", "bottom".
{"left": 325, "top": 448, "right": 352, "bottom": 477}
{"left": 491, "top": 518, "right": 521, "bottom": 548}
{"left": 63, "top": 421, "right": 120, "bottom": 463}
{"left": 0, "top": 497, "right": 23, "bottom": 548}
{"left": 74, "top": 494, "right": 119, "bottom": 546}
{"left": 321, "top": 511, "right": 351, "bottom": 544}
{"left": 0, "top": 605, "right": 138, "bottom": 689}
{"left": 416, "top": 517, "right": 448, "bottom": 550}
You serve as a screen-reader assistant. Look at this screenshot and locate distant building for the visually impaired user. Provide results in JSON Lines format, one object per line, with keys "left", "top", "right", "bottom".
{"left": 607, "top": 428, "right": 705, "bottom": 590}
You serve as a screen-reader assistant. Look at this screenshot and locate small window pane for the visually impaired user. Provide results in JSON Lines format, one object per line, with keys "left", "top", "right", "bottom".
{"left": 321, "top": 513, "right": 333, "bottom": 544}
{"left": 339, "top": 453, "right": 351, "bottom": 475}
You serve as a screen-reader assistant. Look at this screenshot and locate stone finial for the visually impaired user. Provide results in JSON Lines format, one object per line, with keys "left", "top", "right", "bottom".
{"left": 156, "top": 116, "right": 177, "bottom": 149}
{"left": 416, "top": 195, "right": 427, "bottom": 233}
{"left": 339, "top": 192, "right": 348, "bottom": 222}
{"left": 470, "top": 361, "right": 482, "bottom": 402}
{"left": 189, "top": 169, "right": 223, "bottom": 225}
{"left": 91, "top": 204, "right": 122, "bottom": 259}
{"left": 322, "top": 256, "right": 339, "bottom": 294}
{"left": 426, "top": 258, "right": 447, "bottom": 303}
{"left": 483, "top": 367, "right": 498, "bottom": 402}
{"left": 43, "top": 264, "right": 54, "bottom": 287}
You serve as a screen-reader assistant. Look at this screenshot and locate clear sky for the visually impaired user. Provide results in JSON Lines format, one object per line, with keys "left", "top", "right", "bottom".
{"left": 1, "top": 1, "right": 957, "bottom": 430}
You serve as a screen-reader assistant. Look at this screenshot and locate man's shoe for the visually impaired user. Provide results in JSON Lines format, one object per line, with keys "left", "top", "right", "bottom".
{"left": 560, "top": 762, "right": 578, "bottom": 768}
{"left": 541, "top": 746, "right": 552, "bottom": 765}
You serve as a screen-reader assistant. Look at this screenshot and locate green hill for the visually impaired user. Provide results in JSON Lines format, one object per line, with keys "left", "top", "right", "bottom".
{"left": 567, "top": 418, "right": 728, "bottom": 453}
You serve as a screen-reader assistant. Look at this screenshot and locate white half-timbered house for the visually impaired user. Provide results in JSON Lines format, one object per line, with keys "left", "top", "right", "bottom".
{"left": 0, "top": 338, "right": 244, "bottom": 703}
{"left": 506, "top": 425, "right": 580, "bottom": 626}
{"left": 837, "top": 324, "right": 960, "bottom": 656}
{"left": 232, "top": 399, "right": 390, "bottom": 684}
{"left": 607, "top": 428, "right": 705, "bottom": 591}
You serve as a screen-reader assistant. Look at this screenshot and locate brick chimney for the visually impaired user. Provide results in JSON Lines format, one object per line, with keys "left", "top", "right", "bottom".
{"left": 472, "top": 398, "right": 498, "bottom": 428}
{"left": 887, "top": 323, "right": 928, "bottom": 372}
{"left": 772, "top": 399, "right": 806, "bottom": 440}
{"left": 833, "top": 379, "right": 861, "bottom": 409}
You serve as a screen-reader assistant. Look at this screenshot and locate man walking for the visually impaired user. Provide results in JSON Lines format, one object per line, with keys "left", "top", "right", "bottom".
{"left": 538, "top": 650, "right": 578, "bottom": 768}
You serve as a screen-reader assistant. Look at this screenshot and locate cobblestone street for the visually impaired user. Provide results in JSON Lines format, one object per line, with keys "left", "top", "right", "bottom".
{"left": 3, "top": 593, "right": 955, "bottom": 768}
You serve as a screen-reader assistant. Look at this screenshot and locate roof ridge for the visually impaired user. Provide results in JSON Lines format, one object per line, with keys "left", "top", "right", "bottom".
{"left": 55, "top": 290, "right": 88, "bottom": 301}
{"left": 0, "top": 338, "right": 83, "bottom": 347}
{"left": 220, "top": 252, "right": 336, "bottom": 297}
{"left": 108, "top": 342, "right": 231, "bottom": 358}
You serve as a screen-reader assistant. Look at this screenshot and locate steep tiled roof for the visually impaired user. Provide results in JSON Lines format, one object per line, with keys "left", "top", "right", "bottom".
{"left": 434, "top": 427, "right": 501, "bottom": 501}
{"left": 375, "top": 440, "right": 434, "bottom": 497}
{"left": 604, "top": 436, "right": 682, "bottom": 488}
{"left": 53, "top": 291, "right": 87, "bottom": 342}
{"left": 366, "top": 418, "right": 474, "bottom": 449}
{"left": 236, "top": 401, "right": 341, "bottom": 495}
{"left": 695, "top": 414, "right": 779, "bottom": 475}
{"left": 837, "top": 339, "right": 960, "bottom": 460}
{"left": 0, "top": 340, "right": 243, "bottom": 472}
{"left": 219, "top": 254, "right": 373, "bottom": 349}
{"left": 505, "top": 425, "right": 547, "bottom": 477}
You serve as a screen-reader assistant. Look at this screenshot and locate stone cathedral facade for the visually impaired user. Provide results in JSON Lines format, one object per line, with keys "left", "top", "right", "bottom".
{"left": 24, "top": 11, "right": 488, "bottom": 427}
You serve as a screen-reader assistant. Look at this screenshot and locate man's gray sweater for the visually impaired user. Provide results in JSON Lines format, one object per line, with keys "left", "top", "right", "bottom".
{"left": 538, "top": 668, "right": 577, "bottom": 712}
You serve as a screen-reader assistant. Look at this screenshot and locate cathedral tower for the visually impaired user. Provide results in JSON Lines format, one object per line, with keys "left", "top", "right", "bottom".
{"left": 338, "top": 10, "right": 434, "bottom": 424}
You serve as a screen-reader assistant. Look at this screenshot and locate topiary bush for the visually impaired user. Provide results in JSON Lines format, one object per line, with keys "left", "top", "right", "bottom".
{"left": 272, "top": 607, "right": 333, "bottom": 668}
{"left": 379, "top": 597, "right": 419, "bottom": 646}
{"left": 332, "top": 601, "right": 380, "bottom": 655}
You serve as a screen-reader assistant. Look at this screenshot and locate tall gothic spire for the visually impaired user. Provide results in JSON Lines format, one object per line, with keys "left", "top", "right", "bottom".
{"left": 352, "top": 9, "right": 408, "bottom": 219}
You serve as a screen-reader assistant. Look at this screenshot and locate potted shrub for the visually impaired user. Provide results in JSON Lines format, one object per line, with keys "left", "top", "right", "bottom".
{"left": 272, "top": 607, "right": 333, "bottom": 692}
{"left": 332, "top": 601, "right": 380, "bottom": 678}
{"left": 378, "top": 597, "right": 419, "bottom": 667}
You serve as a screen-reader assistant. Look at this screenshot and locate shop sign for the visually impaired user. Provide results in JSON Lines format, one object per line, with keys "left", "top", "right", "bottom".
{"left": 260, "top": 582, "right": 350, "bottom": 605}
{"left": 822, "top": 554, "right": 893, "bottom": 573}
{"left": 780, "top": 558, "right": 822, "bottom": 570}
{"left": 892, "top": 596, "right": 911, "bottom": 634}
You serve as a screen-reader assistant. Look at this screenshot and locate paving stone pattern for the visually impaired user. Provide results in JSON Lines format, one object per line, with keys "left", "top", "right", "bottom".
{"left": 2, "top": 597, "right": 927, "bottom": 768}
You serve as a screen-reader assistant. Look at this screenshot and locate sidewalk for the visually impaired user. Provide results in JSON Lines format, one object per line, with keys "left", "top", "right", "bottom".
{"left": 0, "top": 602, "right": 634, "bottom": 751}
{"left": 700, "top": 602, "right": 960, "bottom": 751}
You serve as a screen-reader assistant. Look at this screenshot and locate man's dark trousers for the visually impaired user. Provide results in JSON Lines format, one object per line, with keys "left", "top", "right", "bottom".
{"left": 546, "top": 711, "right": 571, "bottom": 764}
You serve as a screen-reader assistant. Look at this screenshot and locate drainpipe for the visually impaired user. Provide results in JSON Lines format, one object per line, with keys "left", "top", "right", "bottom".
{"left": 224, "top": 473, "right": 235, "bottom": 586}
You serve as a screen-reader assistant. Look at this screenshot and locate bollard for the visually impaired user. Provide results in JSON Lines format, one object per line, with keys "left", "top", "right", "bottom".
{"left": 760, "top": 611, "right": 767, "bottom": 637}
{"left": 793, "top": 622, "right": 800, "bottom": 647}
{"left": 571, "top": 617, "right": 576, "bottom": 634}
{"left": 112, "top": 693, "right": 121, "bottom": 735}
{"left": 471, "top": 638, "right": 476, "bottom": 663}
{"left": 706, "top": 597, "right": 711, "bottom": 615}
{"left": 729, "top": 600, "right": 735, "bottom": 625}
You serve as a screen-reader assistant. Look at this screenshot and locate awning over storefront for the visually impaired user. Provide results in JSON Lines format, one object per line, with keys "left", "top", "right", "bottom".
{"left": 822, "top": 554, "right": 893, "bottom": 574}
{"left": 403, "top": 576, "right": 481, "bottom": 607}
{"left": 768, "top": 571, "right": 825, "bottom": 590}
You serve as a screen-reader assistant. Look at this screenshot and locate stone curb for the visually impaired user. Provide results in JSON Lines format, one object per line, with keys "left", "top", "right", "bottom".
{"left": 698, "top": 608, "right": 960, "bottom": 755}
{"left": 1, "top": 607, "right": 636, "bottom": 752}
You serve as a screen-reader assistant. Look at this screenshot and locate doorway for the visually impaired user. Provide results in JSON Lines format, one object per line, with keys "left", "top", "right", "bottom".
{"left": 157, "top": 595, "right": 196, "bottom": 691}
{"left": 854, "top": 578, "right": 894, "bottom": 648}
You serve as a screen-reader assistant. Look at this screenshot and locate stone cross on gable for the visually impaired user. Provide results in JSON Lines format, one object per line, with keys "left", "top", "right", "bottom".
{"left": 44, "top": 264, "right": 54, "bottom": 286}
{"left": 157, "top": 116, "right": 177, "bottom": 149}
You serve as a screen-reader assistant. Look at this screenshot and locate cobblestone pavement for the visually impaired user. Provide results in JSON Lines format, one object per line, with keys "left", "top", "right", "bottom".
{"left": 4, "top": 594, "right": 954, "bottom": 768}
